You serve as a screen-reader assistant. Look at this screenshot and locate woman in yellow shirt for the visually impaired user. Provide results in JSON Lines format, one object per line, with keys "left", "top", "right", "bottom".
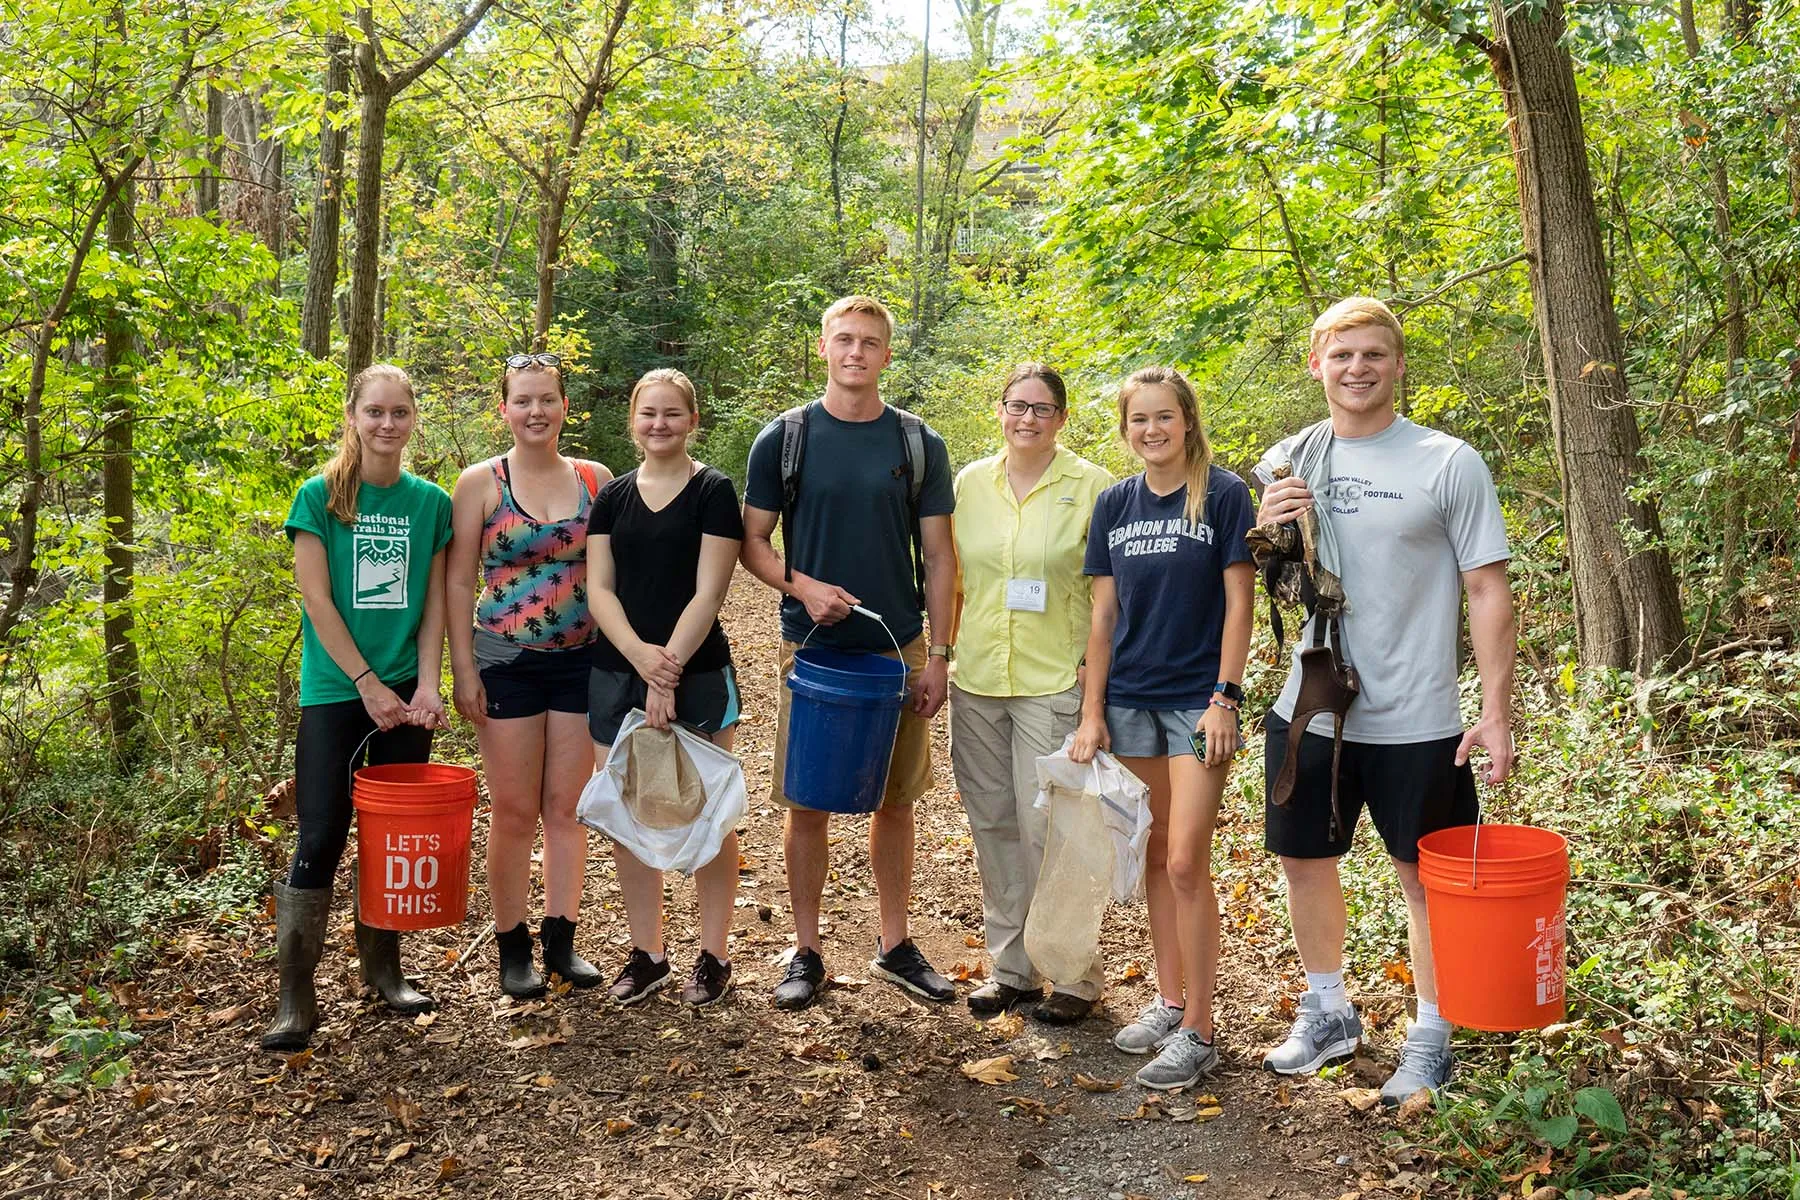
{"left": 950, "top": 364, "right": 1113, "bottom": 1024}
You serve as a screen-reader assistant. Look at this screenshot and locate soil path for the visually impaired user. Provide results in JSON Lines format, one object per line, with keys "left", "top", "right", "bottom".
{"left": 7, "top": 571, "right": 1424, "bottom": 1200}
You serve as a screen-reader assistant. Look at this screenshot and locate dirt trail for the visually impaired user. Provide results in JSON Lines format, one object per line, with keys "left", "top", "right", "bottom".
{"left": 6, "top": 571, "right": 1424, "bottom": 1200}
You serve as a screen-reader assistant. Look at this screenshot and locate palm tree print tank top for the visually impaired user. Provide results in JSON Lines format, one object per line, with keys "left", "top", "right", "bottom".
{"left": 474, "top": 456, "right": 602, "bottom": 650}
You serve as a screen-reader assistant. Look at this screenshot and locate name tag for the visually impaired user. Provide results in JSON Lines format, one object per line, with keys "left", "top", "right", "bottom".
{"left": 1005, "top": 578, "right": 1047, "bottom": 612}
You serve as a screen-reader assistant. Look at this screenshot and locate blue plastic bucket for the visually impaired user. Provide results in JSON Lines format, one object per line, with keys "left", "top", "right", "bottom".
{"left": 783, "top": 646, "right": 909, "bottom": 813}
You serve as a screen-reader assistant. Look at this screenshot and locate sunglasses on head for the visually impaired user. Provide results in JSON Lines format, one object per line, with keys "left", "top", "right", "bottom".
{"left": 504, "top": 352, "right": 563, "bottom": 370}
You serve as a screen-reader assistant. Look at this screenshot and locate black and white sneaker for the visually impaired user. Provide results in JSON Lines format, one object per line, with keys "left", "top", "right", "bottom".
{"left": 682, "top": 951, "right": 733, "bottom": 1007}
{"left": 608, "top": 947, "right": 672, "bottom": 1005}
{"left": 870, "top": 938, "right": 955, "bottom": 1003}
{"left": 773, "top": 948, "right": 826, "bottom": 1011}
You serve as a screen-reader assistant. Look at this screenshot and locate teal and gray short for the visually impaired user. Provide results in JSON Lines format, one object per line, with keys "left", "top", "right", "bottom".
{"left": 588, "top": 664, "right": 740, "bottom": 745}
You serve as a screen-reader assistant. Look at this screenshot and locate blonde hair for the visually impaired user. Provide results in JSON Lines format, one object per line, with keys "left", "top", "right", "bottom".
{"left": 1117, "top": 366, "right": 1212, "bottom": 527}
{"left": 820, "top": 294, "right": 895, "bottom": 344}
{"left": 1310, "top": 296, "right": 1405, "bottom": 357}
{"left": 326, "top": 364, "right": 414, "bottom": 525}
{"left": 500, "top": 362, "right": 566, "bottom": 405}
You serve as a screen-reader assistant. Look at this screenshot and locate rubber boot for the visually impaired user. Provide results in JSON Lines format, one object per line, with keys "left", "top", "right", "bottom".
{"left": 539, "top": 915, "right": 604, "bottom": 989}
{"left": 354, "top": 915, "right": 436, "bottom": 1015}
{"left": 261, "top": 882, "right": 331, "bottom": 1052}
{"left": 496, "top": 922, "right": 547, "bottom": 999}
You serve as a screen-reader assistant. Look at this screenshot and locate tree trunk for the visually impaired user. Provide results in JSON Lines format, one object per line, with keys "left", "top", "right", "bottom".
{"left": 828, "top": 6, "right": 848, "bottom": 231}
{"left": 1488, "top": 0, "right": 1685, "bottom": 671}
{"left": 102, "top": 176, "right": 141, "bottom": 751}
{"left": 533, "top": 179, "right": 563, "bottom": 351}
{"left": 646, "top": 188, "right": 679, "bottom": 356}
{"left": 345, "top": 35, "right": 390, "bottom": 379}
{"left": 196, "top": 85, "right": 223, "bottom": 218}
{"left": 300, "top": 32, "right": 350, "bottom": 360}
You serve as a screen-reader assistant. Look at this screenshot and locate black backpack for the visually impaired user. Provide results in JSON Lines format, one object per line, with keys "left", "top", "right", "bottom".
{"left": 777, "top": 401, "right": 927, "bottom": 610}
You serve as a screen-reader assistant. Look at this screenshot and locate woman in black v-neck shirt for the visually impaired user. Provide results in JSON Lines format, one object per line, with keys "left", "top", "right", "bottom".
{"left": 586, "top": 368, "right": 745, "bottom": 1007}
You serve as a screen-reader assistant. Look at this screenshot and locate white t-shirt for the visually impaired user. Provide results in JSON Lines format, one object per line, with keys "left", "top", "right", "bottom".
{"left": 1257, "top": 417, "right": 1510, "bottom": 744}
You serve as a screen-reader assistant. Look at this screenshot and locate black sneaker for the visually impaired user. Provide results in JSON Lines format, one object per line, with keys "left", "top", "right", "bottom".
{"left": 608, "top": 947, "right": 672, "bottom": 1006}
{"left": 773, "top": 948, "right": 826, "bottom": 1011}
{"left": 870, "top": 938, "right": 955, "bottom": 1003}
{"left": 682, "top": 951, "right": 733, "bottom": 1007}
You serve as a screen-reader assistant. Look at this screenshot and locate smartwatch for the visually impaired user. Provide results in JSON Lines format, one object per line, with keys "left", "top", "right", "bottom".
{"left": 928, "top": 644, "right": 955, "bottom": 662}
{"left": 1213, "top": 681, "right": 1244, "bottom": 704}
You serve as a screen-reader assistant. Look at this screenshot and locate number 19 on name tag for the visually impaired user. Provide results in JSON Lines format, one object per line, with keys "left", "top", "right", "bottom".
{"left": 1005, "top": 578, "right": 1047, "bottom": 612}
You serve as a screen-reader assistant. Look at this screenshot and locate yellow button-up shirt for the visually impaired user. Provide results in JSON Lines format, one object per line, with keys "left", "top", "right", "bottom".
{"left": 952, "top": 444, "right": 1113, "bottom": 698}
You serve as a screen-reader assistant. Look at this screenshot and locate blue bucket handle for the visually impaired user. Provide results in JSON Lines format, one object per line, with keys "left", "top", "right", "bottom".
{"left": 799, "top": 604, "right": 904, "bottom": 659}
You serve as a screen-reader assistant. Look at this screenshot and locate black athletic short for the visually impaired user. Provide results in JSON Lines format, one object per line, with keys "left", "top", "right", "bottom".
{"left": 1263, "top": 710, "right": 1478, "bottom": 863}
{"left": 587, "top": 664, "right": 740, "bottom": 745}
{"left": 479, "top": 644, "right": 593, "bottom": 719}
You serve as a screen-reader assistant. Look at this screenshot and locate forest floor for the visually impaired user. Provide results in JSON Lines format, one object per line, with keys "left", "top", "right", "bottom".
{"left": 4, "top": 571, "right": 1449, "bottom": 1200}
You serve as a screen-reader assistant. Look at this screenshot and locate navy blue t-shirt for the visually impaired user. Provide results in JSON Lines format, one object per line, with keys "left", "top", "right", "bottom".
{"left": 1082, "top": 467, "right": 1254, "bottom": 708}
{"left": 744, "top": 402, "right": 955, "bottom": 651}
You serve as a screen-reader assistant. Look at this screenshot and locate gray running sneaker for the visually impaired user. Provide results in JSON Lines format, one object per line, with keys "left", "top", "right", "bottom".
{"left": 1135, "top": 1029, "right": 1220, "bottom": 1091}
{"left": 1380, "top": 1032, "right": 1454, "bottom": 1106}
{"left": 1112, "top": 998, "right": 1185, "bottom": 1054}
{"left": 1261, "top": 992, "right": 1363, "bottom": 1075}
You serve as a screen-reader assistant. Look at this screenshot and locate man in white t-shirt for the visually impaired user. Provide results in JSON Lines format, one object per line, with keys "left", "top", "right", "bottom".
{"left": 1254, "top": 297, "right": 1516, "bottom": 1104}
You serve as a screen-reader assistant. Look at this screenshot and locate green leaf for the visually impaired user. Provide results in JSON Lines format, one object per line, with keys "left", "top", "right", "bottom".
{"left": 1530, "top": 1113, "right": 1579, "bottom": 1148}
{"left": 1573, "top": 1086, "right": 1627, "bottom": 1134}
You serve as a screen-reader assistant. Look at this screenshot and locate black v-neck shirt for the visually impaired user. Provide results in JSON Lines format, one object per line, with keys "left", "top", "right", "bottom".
{"left": 587, "top": 465, "right": 744, "bottom": 673}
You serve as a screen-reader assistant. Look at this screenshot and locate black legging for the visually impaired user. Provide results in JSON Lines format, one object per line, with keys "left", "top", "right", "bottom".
{"left": 289, "top": 684, "right": 434, "bottom": 889}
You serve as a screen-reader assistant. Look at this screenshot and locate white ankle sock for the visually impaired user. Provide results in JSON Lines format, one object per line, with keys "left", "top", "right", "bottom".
{"left": 1306, "top": 970, "right": 1350, "bottom": 1013}
{"left": 1412, "top": 999, "right": 1452, "bottom": 1040}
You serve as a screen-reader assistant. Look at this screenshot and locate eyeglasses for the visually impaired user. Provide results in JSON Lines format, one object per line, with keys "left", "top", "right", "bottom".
{"left": 504, "top": 352, "right": 563, "bottom": 370}
{"left": 1002, "top": 399, "right": 1062, "bottom": 419}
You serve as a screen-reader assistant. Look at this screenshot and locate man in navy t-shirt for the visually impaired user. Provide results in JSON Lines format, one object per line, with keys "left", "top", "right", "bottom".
{"left": 741, "top": 295, "right": 959, "bottom": 1012}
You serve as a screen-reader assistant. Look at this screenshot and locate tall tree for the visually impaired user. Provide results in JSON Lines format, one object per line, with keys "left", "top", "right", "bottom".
{"left": 345, "top": 0, "right": 497, "bottom": 377}
{"left": 101, "top": 173, "right": 141, "bottom": 749}
{"left": 301, "top": 33, "right": 351, "bottom": 359}
{"left": 1480, "top": 0, "right": 1686, "bottom": 669}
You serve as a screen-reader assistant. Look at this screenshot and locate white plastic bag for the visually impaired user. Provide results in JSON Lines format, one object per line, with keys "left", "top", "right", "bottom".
{"left": 1020, "top": 737, "right": 1152, "bottom": 983}
{"left": 576, "top": 709, "right": 746, "bottom": 875}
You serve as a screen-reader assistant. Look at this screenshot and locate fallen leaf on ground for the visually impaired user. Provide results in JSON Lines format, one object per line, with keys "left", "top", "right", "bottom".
{"left": 1112, "top": 961, "right": 1145, "bottom": 984}
{"left": 1030, "top": 1039, "right": 1071, "bottom": 1061}
{"left": 1395, "top": 1089, "right": 1433, "bottom": 1123}
{"left": 1524, "top": 1187, "right": 1559, "bottom": 1200}
{"left": 206, "top": 1003, "right": 251, "bottom": 1025}
{"left": 964, "top": 934, "right": 984, "bottom": 947}
{"left": 531, "top": 1074, "right": 556, "bottom": 1088}
{"left": 437, "top": 1157, "right": 463, "bottom": 1182}
{"left": 383, "top": 1094, "right": 425, "bottom": 1131}
{"left": 441, "top": 1083, "right": 469, "bottom": 1100}
{"left": 1074, "top": 1073, "right": 1124, "bottom": 1092}
{"left": 412, "top": 1011, "right": 436, "bottom": 1027}
{"left": 984, "top": 1012, "right": 1023, "bottom": 1041}
{"left": 1381, "top": 957, "right": 1414, "bottom": 986}
{"left": 1185, "top": 1175, "right": 1209, "bottom": 1184}
{"left": 384, "top": 1142, "right": 414, "bottom": 1164}
{"left": 960, "top": 1055, "right": 1019, "bottom": 1085}
{"left": 1119, "top": 1097, "right": 1164, "bottom": 1121}
{"left": 605, "top": 1117, "right": 638, "bottom": 1136}
{"left": 1338, "top": 1088, "right": 1382, "bottom": 1112}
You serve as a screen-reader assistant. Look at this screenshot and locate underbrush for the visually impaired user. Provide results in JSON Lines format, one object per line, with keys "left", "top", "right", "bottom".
{"left": 0, "top": 756, "right": 273, "bottom": 1125}
{"left": 1411, "top": 654, "right": 1800, "bottom": 1199}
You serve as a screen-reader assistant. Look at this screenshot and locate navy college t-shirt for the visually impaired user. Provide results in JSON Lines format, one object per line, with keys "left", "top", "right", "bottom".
{"left": 1082, "top": 467, "right": 1254, "bottom": 708}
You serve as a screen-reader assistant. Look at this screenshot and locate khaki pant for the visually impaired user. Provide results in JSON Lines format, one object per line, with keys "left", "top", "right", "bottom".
{"left": 949, "top": 684, "right": 1102, "bottom": 1000}
{"left": 771, "top": 637, "right": 933, "bottom": 809}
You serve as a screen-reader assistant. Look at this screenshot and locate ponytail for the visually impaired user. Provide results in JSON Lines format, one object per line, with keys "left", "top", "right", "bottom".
{"left": 326, "top": 364, "right": 414, "bottom": 525}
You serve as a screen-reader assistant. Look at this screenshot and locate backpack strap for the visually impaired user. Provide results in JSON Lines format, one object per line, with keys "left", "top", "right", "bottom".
{"left": 777, "top": 404, "right": 812, "bottom": 587}
{"left": 895, "top": 410, "right": 927, "bottom": 610}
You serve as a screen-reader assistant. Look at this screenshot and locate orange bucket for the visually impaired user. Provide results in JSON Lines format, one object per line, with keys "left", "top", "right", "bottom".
{"left": 353, "top": 763, "right": 477, "bottom": 932}
{"left": 1416, "top": 823, "right": 1569, "bottom": 1032}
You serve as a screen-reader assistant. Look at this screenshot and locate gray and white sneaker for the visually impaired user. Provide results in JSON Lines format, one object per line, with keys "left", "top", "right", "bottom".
{"left": 1135, "top": 1029, "right": 1220, "bottom": 1091}
{"left": 1112, "top": 998, "right": 1185, "bottom": 1054}
{"left": 1380, "top": 1032, "right": 1454, "bottom": 1106}
{"left": 1261, "top": 992, "right": 1363, "bottom": 1074}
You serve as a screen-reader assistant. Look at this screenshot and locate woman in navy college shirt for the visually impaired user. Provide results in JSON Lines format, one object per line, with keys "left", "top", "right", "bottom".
{"left": 1071, "top": 365, "right": 1254, "bottom": 1093}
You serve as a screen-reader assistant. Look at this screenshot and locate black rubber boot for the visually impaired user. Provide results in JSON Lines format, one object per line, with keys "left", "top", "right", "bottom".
{"left": 354, "top": 919, "right": 436, "bottom": 1015}
{"left": 539, "top": 915, "right": 604, "bottom": 989}
{"left": 261, "top": 881, "right": 331, "bottom": 1052}
{"left": 496, "top": 921, "right": 547, "bottom": 999}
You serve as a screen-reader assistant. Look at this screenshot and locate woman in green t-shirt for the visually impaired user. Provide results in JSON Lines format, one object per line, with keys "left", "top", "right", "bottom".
{"left": 263, "top": 364, "right": 454, "bottom": 1053}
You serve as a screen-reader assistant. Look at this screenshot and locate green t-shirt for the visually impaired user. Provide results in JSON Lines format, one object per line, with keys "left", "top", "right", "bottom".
{"left": 285, "top": 471, "right": 454, "bottom": 706}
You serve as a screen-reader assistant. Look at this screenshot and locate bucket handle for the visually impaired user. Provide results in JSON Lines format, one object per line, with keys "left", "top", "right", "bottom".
{"left": 1470, "top": 797, "right": 1482, "bottom": 892}
{"left": 799, "top": 604, "right": 905, "bottom": 659}
{"left": 348, "top": 727, "right": 380, "bottom": 798}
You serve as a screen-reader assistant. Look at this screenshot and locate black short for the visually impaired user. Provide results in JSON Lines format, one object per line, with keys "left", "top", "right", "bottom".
{"left": 1263, "top": 710, "right": 1477, "bottom": 863}
{"left": 479, "top": 645, "right": 592, "bottom": 719}
{"left": 588, "top": 664, "right": 740, "bottom": 745}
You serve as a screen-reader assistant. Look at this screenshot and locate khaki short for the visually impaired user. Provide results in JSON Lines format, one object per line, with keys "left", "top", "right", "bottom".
{"left": 770, "top": 637, "right": 933, "bottom": 810}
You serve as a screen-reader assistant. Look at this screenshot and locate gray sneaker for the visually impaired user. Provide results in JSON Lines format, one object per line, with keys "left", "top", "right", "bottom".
{"left": 1135, "top": 1029, "right": 1219, "bottom": 1091}
{"left": 1261, "top": 992, "right": 1363, "bottom": 1075}
{"left": 1380, "top": 1032, "right": 1454, "bottom": 1106}
{"left": 1112, "top": 998, "right": 1185, "bottom": 1054}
